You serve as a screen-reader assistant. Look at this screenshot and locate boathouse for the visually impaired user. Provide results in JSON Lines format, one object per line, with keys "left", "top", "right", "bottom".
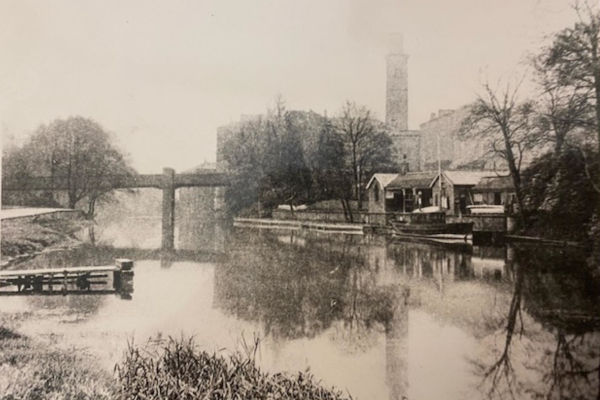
{"left": 471, "top": 175, "right": 515, "bottom": 206}
{"left": 430, "top": 171, "right": 509, "bottom": 216}
{"left": 366, "top": 173, "right": 398, "bottom": 214}
{"left": 386, "top": 171, "right": 437, "bottom": 212}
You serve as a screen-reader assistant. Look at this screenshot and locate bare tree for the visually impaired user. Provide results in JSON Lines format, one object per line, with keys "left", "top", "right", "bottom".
{"left": 335, "top": 101, "right": 394, "bottom": 211}
{"left": 460, "top": 82, "right": 537, "bottom": 225}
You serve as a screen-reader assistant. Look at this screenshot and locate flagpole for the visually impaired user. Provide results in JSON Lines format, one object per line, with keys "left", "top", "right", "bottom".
{"left": 437, "top": 130, "right": 442, "bottom": 209}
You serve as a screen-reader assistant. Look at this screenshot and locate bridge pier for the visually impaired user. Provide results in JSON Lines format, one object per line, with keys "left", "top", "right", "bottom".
{"left": 161, "top": 168, "right": 175, "bottom": 250}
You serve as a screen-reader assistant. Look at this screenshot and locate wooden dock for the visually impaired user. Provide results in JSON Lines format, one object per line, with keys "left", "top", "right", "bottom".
{"left": 0, "top": 259, "right": 134, "bottom": 296}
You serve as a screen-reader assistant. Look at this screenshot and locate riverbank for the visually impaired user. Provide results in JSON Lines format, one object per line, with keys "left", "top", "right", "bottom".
{"left": 0, "top": 318, "right": 350, "bottom": 399}
{"left": 0, "top": 314, "right": 113, "bottom": 399}
{"left": 1, "top": 215, "right": 88, "bottom": 267}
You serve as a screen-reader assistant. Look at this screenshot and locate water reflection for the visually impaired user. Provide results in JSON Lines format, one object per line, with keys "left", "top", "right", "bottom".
{"left": 215, "top": 228, "right": 600, "bottom": 399}
{"left": 2, "top": 208, "right": 599, "bottom": 399}
{"left": 475, "top": 245, "right": 600, "bottom": 399}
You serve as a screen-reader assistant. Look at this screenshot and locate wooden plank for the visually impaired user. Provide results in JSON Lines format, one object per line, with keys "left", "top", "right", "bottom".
{"left": 0, "top": 265, "right": 119, "bottom": 278}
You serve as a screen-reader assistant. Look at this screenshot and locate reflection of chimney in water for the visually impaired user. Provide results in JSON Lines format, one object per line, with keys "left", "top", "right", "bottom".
{"left": 384, "top": 286, "right": 410, "bottom": 400}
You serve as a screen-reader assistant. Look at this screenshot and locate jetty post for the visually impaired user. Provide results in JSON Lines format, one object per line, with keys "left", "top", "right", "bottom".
{"left": 113, "top": 258, "right": 134, "bottom": 292}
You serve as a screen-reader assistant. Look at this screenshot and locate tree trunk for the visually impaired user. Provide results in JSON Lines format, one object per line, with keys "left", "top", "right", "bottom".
{"left": 501, "top": 129, "right": 527, "bottom": 226}
{"left": 340, "top": 198, "right": 349, "bottom": 222}
{"left": 592, "top": 32, "right": 600, "bottom": 157}
{"left": 86, "top": 197, "right": 96, "bottom": 220}
{"left": 342, "top": 197, "right": 354, "bottom": 223}
{"left": 68, "top": 195, "right": 77, "bottom": 209}
{"left": 351, "top": 144, "right": 360, "bottom": 209}
{"left": 591, "top": 31, "right": 600, "bottom": 227}
{"left": 555, "top": 133, "right": 564, "bottom": 154}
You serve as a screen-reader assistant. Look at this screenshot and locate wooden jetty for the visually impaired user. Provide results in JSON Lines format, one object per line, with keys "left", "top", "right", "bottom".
{"left": 0, "top": 258, "right": 134, "bottom": 296}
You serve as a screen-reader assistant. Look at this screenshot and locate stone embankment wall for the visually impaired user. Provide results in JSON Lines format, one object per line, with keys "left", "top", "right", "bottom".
{"left": 272, "top": 209, "right": 368, "bottom": 224}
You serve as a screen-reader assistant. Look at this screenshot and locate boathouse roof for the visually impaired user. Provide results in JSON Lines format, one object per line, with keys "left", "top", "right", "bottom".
{"left": 387, "top": 171, "right": 437, "bottom": 190}
{"left": 366, "top": 173, "right": 398, "bottom": 189}
{"left": 431, "top": 170, "right": 509, "bottom": 187}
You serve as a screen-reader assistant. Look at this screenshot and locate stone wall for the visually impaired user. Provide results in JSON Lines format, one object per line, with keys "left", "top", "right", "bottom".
{"left": 272, "top": 209, "right": 368, "bottom": 223}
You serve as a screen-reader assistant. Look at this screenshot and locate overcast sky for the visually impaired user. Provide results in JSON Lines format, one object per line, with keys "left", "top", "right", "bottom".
{"left": 1, "top": 0, "right": 580, "bottom": 172}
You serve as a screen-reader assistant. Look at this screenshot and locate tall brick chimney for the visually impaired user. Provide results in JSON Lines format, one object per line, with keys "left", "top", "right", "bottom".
{"left": 386, "top": 33, "right": 408, "bottom": 131}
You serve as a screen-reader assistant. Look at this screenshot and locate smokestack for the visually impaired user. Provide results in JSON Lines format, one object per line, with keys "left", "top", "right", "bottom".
{"left": 385, "top": 33, "right": 408, "bottom": 131}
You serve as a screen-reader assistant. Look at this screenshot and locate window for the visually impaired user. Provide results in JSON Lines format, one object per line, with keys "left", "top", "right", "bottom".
{"left": 374, "top": 182, "right": 379, "bottom": 202}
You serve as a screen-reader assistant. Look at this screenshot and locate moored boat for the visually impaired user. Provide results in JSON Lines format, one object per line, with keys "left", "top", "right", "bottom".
{"left": 391, "top": 210, "right": 473, "bottom": 242}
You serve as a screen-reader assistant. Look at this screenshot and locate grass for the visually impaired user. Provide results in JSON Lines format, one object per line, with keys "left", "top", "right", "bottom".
{"left": 0, "top": 326, "right": 113, "bottom": 400}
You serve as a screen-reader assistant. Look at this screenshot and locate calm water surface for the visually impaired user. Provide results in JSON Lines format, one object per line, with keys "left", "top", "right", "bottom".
{"left": 2, "top": 198, "right": 600, "bottom": 400}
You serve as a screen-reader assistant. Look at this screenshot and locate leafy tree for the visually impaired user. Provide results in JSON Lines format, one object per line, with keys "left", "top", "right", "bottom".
{"left": 221, "top": 117, "right": 270, "bottom": 216}
{"left": 2, "top": 117, "right": 134, "bottom": 218}
{"left": 262, "top": 104, "right": 313, "bottom": 214}
{"left": 222, "top": 99, "right": 395, "bottom": 220}
{"left": 221, "top": 101, "right": 313, "bottom": 216}
{"left": 536, "top": 1, "right": 600, "bottom": 191}
{"left": 521, "top": 146, "right": 599, "bottom": 241}
{"left": 532, "top": 65, "right": 590, "bottom": 154}
{"left": 311, "top": 118, "right": 355, "bottom": 220}
{"left": 530, "top": 2, "right": 600, "bottom": 253}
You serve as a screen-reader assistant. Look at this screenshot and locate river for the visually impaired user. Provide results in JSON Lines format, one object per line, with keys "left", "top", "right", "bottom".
{"left": 1, "top": 190, "right": 599, "bottom": 400}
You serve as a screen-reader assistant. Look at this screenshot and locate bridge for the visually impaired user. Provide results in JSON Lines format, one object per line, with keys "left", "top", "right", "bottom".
{"left": 2, "top": 168, "right": 229, "bottom": 250}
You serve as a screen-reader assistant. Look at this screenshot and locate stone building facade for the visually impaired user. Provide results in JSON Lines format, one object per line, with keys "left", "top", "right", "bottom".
{"left": 390, "top": 131, "right": 421, "bottom": 173}
{"left": 420, "top": 106, "right": 481, "bottom": 170}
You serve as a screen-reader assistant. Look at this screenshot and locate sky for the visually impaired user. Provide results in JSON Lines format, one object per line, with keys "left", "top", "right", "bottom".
{"left": 0, "top": 0, "right": 582, "bottom": 173}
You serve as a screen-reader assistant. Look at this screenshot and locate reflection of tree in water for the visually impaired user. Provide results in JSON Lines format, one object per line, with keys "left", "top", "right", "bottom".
{"left": 478, "top": 263, "right": 524, "bottom": 399}
{"left": 214, "top": 230, "right": 404, "bottom": 346}
{"left": 214, "top": 230, "right": 349, "bottom": 339}
{"left": 478, "top": 245, "right": 600, "bottom": 399}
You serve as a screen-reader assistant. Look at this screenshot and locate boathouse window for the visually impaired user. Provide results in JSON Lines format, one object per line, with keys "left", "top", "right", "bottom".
{"left": 374, "top": 182, "right": 379, "bottom": 202}
{"left": 434, "top": 194, "right": 438, "bottom": 206}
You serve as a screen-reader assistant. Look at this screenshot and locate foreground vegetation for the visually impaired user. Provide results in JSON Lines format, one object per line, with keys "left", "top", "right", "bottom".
{"left": 0, "top": 326, "right": 351, "bottom": 400}
{"left": 0, "top": 326, "right": 112, "bottom": 399}
{"left": 115, "top": 337, "right": 350, "bottom": 400}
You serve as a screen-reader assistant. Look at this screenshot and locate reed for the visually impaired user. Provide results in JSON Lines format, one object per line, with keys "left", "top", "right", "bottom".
{"left": 114, "top": 336, "right": 352, "bottom": 400}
